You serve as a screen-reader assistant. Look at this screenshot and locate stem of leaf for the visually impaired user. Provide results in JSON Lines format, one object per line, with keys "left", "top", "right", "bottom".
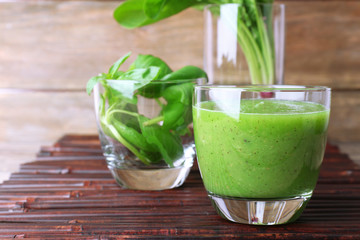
{"left": 255, "top": 11, "right": 274, "bottom": 84}
{"left": 236, "top": 20, "right": 261, "bottom": 84}
{"left": 238, "top": 20, "right": 267, "bottom": 84}
{"left": 106, "top": 109, "right": 139, "bottom": 123}
{"left": 222, "top": 8, "right": 265, "bottom": 84}
{"left": 143, "top": 115, "right": 164, "bottom": 126}
{"left": 106, "top": 124, "right": 151, "bottom": 165}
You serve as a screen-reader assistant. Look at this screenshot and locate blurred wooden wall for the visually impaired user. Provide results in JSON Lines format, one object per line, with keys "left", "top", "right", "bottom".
{"left": 1, "top": 0, "right": 359, "bottom": 143}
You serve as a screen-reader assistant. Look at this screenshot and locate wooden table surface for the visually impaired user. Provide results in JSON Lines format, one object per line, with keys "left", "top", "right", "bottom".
{"left": 0, "top": 134, "right": 359, "bottom": 239}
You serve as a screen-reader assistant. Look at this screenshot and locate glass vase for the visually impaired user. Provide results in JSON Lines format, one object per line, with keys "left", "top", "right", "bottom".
{"left": 204, "top": 3, "right": 285, "bottom": 85}
{"left": 94, "top": 79, "right": 203, "bottom": 190}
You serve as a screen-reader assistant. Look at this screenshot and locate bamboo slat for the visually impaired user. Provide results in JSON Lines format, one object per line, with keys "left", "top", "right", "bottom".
{"left": 0, "top": 134, "right": 359, "bottom": 239}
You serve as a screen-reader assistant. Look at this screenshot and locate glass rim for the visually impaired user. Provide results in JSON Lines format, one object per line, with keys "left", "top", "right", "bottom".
{"left": 194, "top": 84, "right": 331, "bottom": 92}
{"left": 204, "top": 2, "right": 285, "bottom": 8}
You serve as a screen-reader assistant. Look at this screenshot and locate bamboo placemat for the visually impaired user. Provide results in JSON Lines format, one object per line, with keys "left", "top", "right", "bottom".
{"left": 0, "top": 134, "right": 359, "bottom": 239}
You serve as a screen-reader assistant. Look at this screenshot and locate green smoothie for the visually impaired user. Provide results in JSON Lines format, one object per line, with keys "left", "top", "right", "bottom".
{"left": 193, "top": 99, "right": 330, "bottom": 199}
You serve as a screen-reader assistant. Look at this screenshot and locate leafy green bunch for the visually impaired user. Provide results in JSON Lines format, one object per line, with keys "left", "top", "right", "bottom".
{"left": 87, "top": 52, "right": 208, "bottom": 166}
{"left": 113, "top": 0, "right": 276, "bottom": 85}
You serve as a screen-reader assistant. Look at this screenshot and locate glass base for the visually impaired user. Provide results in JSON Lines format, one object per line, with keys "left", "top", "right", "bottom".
{"left": 208, "top": 192, "right": 311, "bottom": 225}
{"left": 108, "top": 166, "right": 192, "bottom": 191}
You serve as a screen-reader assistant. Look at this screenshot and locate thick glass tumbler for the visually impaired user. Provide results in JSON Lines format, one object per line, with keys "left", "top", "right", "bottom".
{"left": 94, "top": 79, "right": 202, "bottom": 190}
{"left": 193, "top": 85, "right": 331, "bottom": 225}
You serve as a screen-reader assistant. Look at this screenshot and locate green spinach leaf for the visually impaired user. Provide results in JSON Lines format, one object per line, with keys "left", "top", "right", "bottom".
{"left": 162, "top": 65, "right": 208, "bottom": 81}
{"left": 87, "top": 52, "right": 208, "bottom": 166}
{"left": 110, "top": 117, "right": 158, "bottom": 153}
{"left": 86, "top": 73, "right": 106, "bottom": 95}
{"left": 144, "top": 0, "right": 168, "bottom": 19}
{"left": 162, "top": 82, "right": 194, "bottom": 131}
{"left": 114, "top": 0, "right": 205, "bottom": 29}
{"left": 108, "top": 51, "right": 132, "bottom": 78}
{"left": 118, "top": 67, "right": 161, "bottom": 81}
{"left": 129, "top": 54, "right": 172, "bottom": 98}
{"left": 129, "top": 54, "right": 172, "bottom": 78}
{"left": 138, "top": 115, "right": 184, "bottom": 166}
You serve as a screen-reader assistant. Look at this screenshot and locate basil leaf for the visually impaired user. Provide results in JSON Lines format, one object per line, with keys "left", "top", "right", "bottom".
{"left": 144, "top": 0, "right": 168, "bottom": 19}
{"left": 105, "top": 81, "right": 136, "bottom": 102}
{"left": 113, "top": 0, "right": 148, "bottom": 29}
{"left": 112, "top": 71, "right": 125, "bottom": 79}
{"left": 162, "top": 82, "right": 194, "bottom": 105}
{"left": 138, "top": 115, "right": 184, "bottom": 166}
{"left": 106, "top": 100, "right": 140, "bottom": 131}
{"left": 129, "top": 54, "right": 172, "bottom": 98}
{"left": 161, "top": 82, "right": 194, "bottom": 131}
{"left": 107, "top": 81, "right": 151, "bottom": 100}
{"left": 114, "top": 0, "right": 202, "bottom": 29}
{"left": 104, "top": 66, "right": 160, "bottom": 99}
{"left": 110, "top": 117, "right": 158, "bottom": 152}
{"left": 118, "top": 66, "right": 161, "bottom": 81}
{"left": 129, "top": 54, "right": 172, "bottom": 79}
{"left": 138, "top": 65, "right": 208, "bottom": 98}
{"left": 86, "top": 73, "right": 106, "bottom": 95}
{"left": 162, "top": 102, "right": 185, "bottom": 130}
{"left": 175, "top": 105, "right": 193, "bottom": 134}
{"left": 139, "top": 150, "right": 162, "bottom": 163}
{"left": 162, "top": 65, "right": 208, "bottom": 81}
{"left": 108, "top": 52, "right": 131, "bottom": 78}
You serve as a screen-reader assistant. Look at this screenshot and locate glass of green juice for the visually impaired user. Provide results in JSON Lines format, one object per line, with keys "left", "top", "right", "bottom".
{"left": 193, "top": 85, "right": 331, "bottom": 225}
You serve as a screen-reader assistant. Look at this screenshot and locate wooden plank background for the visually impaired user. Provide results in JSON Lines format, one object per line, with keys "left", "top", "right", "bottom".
{"left": 0, "top": 0, "right": 359, "bottom": 179}
{"left": 1, "top": 1, "right": 359, "bottom": 89}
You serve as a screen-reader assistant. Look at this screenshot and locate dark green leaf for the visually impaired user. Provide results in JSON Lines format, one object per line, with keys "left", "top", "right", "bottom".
{"left": 257, "top": 0, "right": 274, "bottom": 4}
{"left": 129, "top": 54, "right": 172, "bottom": 98}
{"left": 112, "top": 71, "right": 125, "bottom": 79}
{"left": 129, "top": 54, "right": 172, "bottom": 78}
{"left": 162, "top": 65, "right": 208, "bottom": 81}
{"left": 110, "top": 117, "right": 158, "bottom": 152}
{"left": 139, "top": 65, "right": 207, "bottom": 98}
{"left": 138, "top": 115, "right": 184, "bottom": 166}
{"left": 137, "top": 82, "right": 167, "bottom": 98}
{"left": 118, "top": 66, "right": 161, "bottom": 81}
{"left": 162, "top": 102, "right": 185, "bottom": 130}
{"left": 101, "top": 119, "right": 153, "bottom": 165}
{"left": 106, "top": 100, "right": 140, "bottom": 131}
{"left": 114, "top": 0, "right": 204, "bottom": 29}
{"left": 161, "top": 82, "right": 194, "bottom": 131}
{"left": 139, "top": 150, "right": 162, "bottom": 163}
{"left": 113, "top": 0, "right": 148, "bottom": 29}
{"left": 106, "top": 67, "right": 159, "bottom": 99}
{"left": 175, "top": 105, "right": 193, "bottom": 134}
{"left": 162, "top": 82, "right": 194, "bottom": 105}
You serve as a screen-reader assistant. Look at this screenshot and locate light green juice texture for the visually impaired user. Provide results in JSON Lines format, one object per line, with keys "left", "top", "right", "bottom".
{"left": 193, "top": 99, "right": 330, "bottom": 199}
